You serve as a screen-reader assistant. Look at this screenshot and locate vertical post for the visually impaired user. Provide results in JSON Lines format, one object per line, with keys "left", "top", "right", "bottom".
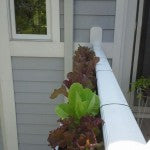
{"left": 90, "top": 27, "right": 102, "bottom": 47}
{"left": 120, "top": 0, "right": 138, "bottom": 102}
{"left": 64, "top": 0, "right": 74, "bottom": 77}
{"left": 0, "top": 0, "right": 19, "bottom": 150}
{"left": 51, "top": 0, "right": 60, "bottom": 42}
{"left": 130, "top": 0, "right": 144, "bottom": 106}
{"left": 113, "top": 0, "right": 138, "bottom": 101}
{"left": 113, "top": 0, "right": 128, "bottom": 84}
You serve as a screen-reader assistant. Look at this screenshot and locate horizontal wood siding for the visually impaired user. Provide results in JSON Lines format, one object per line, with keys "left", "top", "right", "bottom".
{"left": 60, "top": 0, "right": 116, "bottom": 42}
{"left": 12, "top": 57, "right": 64, "bottom": 150}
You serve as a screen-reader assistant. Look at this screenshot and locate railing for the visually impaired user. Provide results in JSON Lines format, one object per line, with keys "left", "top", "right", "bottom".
{"left": 90, "top": 27, "right": 149, "bottom": 150}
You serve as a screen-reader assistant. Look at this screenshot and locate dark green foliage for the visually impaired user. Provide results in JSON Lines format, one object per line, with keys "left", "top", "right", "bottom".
{"left": 14, "top": 0, "right": 47, "bottom": 34}
{"left": 130, "top": 76, "right": 150, "bottom": 99}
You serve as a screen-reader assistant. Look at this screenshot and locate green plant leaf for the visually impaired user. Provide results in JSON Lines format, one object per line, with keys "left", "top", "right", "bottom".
{"left": 75, "top": 92, "right": 87, "bottom": 119}
{"left": 55, "top": 104, "right": 71, "bottom": 119}
{"left": 55, "top": 83, "right": 100, "bottom": 121}
{"left": 80, "top": 88, "right": 94, "bottom": 102}
{"left": 130, "top": 76, "right": 150, "bottom": 100}
{"left": 68, "top": 83, "right": 83, "bottom": 106}
{"left": 87, "top": 94, "right": 99, "bottom": 116}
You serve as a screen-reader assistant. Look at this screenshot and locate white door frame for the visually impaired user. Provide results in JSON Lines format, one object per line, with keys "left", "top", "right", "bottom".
{"left": 0, "top": 0, "right": 18, "bottom": 149}
{"left": 113, "top": 0, "right": 138, "bottom": 102}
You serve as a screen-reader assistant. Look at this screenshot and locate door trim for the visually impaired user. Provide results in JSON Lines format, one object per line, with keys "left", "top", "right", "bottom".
{"left": 0, "top": 0, "right": 18, "bottom": 149}
{"left": 113, "top": 0, "right": 138, "bottom": 102}
{"left": 130, "top": 0, "right": 145, "bottom": 106}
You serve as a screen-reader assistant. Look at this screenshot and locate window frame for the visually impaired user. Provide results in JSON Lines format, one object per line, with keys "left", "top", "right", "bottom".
{"left": 10, "top": 0, "right": 60, "bottom": 41}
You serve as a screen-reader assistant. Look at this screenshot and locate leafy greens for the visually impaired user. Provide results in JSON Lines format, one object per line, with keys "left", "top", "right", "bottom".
{"left": 55, "top": 83, "right": 100, "bottom": 121}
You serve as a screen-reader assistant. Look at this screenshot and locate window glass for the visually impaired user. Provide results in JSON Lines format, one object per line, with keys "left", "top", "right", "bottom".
{"left": 14, "top": 0, "right": 47, "bottom": 34}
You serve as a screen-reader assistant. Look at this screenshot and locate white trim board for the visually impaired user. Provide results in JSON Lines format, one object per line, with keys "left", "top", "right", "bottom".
{"left": 0, "top": 0, "right": 18, "bottom": 149}
{"left": 64, "top": 0, "right": 74, "bottom": 77}
{"left": 10, "top": 42, "right": 114, "bottom": 58}
{"left": 51, "top": 0, "right": 60, "bottom": 42}
{"left": 113, "top": 0, "right": 138, "bottom": 100}
{"left": 120, "top": 0, "right": 138, "bottom": 100}
{"left": 10, "top": 41, "right": 64, "bottom": 57}
{"left": 130, "top": 0, "right": 145, "bottom": 107}
{"left": 113, "top": 0, "right": 128, "bottom": 81}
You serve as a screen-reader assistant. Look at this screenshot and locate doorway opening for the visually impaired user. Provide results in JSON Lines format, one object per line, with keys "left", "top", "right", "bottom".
{"left": 131, "top": 0, "right": 150, "bottom": 141}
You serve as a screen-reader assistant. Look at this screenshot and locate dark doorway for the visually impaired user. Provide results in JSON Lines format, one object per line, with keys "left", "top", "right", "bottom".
{"left": 132, "top": 0, "right": 150, "bottom": 142}
{"left": 137, "top": 0, "right": 150, "bottom": 78}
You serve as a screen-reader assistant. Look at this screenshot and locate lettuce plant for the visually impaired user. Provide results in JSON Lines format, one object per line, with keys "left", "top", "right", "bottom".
{"left": 48, "top": 46, "right": 103, "bottom": 150}
{"left": 56, "top": 83, "right": 100, "bottom": 121}
{"left": 50, "top": 46, "right": 100, "bottom": 100}
{"left": 48, "top": 116, "right": 103, "bottom": 150}
{"left": 64, "top": 46, "right": 99, "bottom": 90}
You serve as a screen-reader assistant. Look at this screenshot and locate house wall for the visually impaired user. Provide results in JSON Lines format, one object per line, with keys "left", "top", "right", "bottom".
{"left": 12, "top": 57, "right": 64, "bottom": 150}
{"left": 60, "top": 0, "right": 116, "bottom": 42}
{"left": 11, "top": 0, "right": 116, "bottom": 150}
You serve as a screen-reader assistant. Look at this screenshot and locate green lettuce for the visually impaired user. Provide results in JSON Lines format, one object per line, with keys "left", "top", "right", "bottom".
{"left": 55, "top": 83, "right": 100, "bottom": 121}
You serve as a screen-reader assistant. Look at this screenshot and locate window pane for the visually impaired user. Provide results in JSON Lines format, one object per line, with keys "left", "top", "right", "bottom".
{"left": 14, "top": 0, "right": 47, "bottom": 34}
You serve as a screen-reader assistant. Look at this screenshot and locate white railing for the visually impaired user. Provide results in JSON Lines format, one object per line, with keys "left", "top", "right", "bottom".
{"left": 90, "top": 27, "right": 149, "bottom": 150}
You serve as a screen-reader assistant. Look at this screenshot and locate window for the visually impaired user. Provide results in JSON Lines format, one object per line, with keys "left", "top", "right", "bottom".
{"left": 15, "top": 0, "right": 47, "bottom": 35}
{"left": 10, "top": 0, "right": 52, "bottom": 40}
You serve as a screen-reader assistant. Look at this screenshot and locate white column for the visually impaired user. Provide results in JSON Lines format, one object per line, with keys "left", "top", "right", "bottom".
{"left": 64, "top": 0, "right": 74, "bottom": 77}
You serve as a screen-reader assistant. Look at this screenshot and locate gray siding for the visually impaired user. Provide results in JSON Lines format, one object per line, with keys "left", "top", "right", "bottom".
{"left": 12, "top": 57, "right": 64, "bottom": 150}
{"left": 60, "top": 0, "right": 116, "bottom": 42}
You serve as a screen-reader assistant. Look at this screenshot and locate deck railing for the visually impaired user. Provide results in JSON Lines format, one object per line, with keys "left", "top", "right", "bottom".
{"left": 90, "top": 27, "right": 148, "bottom": 150}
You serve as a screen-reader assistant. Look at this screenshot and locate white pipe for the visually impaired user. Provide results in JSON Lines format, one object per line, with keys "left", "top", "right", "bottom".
{"left": 90, "top": 27, "right": 146, "bottom": 150}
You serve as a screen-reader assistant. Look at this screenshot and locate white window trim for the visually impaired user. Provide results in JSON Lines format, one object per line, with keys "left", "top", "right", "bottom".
{"left": 10, "top": 0, "right": 60, "bottom": 41}
{"left": 10, "top": 41, "right": 114, "bottom": 58}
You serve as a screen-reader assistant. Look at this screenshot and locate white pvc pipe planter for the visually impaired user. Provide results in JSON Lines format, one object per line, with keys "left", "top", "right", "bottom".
{"left": 90, "top": 27, "right": 148, "bottom": 150}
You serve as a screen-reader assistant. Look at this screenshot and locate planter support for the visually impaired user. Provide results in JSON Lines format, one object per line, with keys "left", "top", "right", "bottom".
{"left": 90, "top": 27, "right": 147, "bottom": 150}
